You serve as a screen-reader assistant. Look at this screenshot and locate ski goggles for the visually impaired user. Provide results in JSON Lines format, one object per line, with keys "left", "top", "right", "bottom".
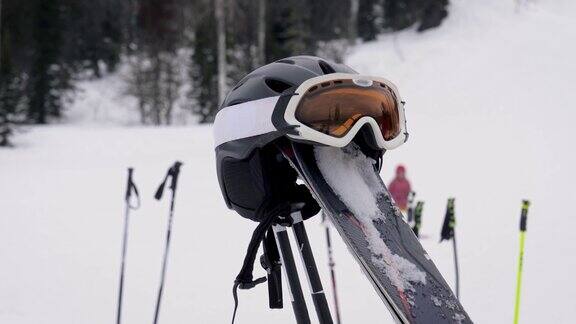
{"left": 214, "top": 73, "right": 408, "bottom": 150}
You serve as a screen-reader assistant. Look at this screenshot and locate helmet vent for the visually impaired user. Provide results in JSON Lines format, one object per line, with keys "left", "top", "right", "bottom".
{"left": 265, "top": 78, "right": 293, "bottom": 93}
{"left": 318, "top": 60, "right": 336, "bottom": 74}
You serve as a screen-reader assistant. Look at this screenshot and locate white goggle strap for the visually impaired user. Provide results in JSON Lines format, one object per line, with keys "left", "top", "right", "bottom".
{"left": 213, "top": 96, "right": 281, "bottom": 147}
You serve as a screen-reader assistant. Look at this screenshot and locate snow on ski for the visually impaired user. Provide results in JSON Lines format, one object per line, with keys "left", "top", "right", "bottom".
{"left": 282, "top": 142, "right": 471, "bottom": 324}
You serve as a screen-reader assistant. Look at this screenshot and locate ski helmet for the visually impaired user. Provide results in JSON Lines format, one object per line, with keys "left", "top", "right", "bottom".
{"left": 215, "top": 55, "right": 391, "bottom": 221}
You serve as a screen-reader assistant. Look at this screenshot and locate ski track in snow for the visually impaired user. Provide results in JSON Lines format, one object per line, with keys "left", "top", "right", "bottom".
{"left": 314, "top": 144, "right": 426, "bottom": 293}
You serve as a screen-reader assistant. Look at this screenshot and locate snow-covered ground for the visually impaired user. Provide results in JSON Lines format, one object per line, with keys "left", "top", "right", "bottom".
{"left": 1, "top": 0, "right": 575, "bottom": 323}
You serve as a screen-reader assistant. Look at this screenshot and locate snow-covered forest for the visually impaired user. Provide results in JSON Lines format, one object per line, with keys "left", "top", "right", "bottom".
{"left": 0, "top": 0, "right": 448, "bottom": 144}
{"left": 2, "top": 0, "right": 576, "bottom": 323}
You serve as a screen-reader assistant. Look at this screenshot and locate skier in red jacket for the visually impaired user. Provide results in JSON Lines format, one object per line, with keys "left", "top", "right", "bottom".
{"left": 388, "top": 165, "right": 412, "bottom": 211}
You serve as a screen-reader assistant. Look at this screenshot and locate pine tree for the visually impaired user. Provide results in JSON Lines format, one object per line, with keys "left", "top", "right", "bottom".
{"left": 27, "top": 0, "right": 69, "bottom": 124}
{"left": 308, "top": 0, "right": 350, "bottom": 62}
{"left": 62, "top": 0, "right": 124, "bottom": 77}
{"left": 383, "top": 0, "right": 449, "bottom": 32}
{"left": 0, "top": 0, "right": 32, "bottom": 145}
{"left": 189, "top": 4, "right": 218, "bottom": 123}
{"left": 0, "top": 71, "right": 26, "bottom": 146}
{"left": 257, "top": 0, "right": 266, "bottom": 66}
{"left": 417, "top": 0, "right": 448, "bottom": 32}
{"left": 0, "top": 0, "right": 3, "bottom": 67}
{"left": 215, "top": 0, "right": 227, "bottom": 106}
{"left": 227, "top": 0, "right": 261, "bottom": 81}
{"left": 266, "top": 0, "right": 314, "bottom": 61}
{"left": 308, "top": 0, "right": 348, "bottom": 41}
{"left": 127, "top": 0, "right": 187, "bottom": 125}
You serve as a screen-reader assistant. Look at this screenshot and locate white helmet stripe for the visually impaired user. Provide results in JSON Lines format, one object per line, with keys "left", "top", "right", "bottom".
{"left": 213, "top": 96, "right": 280, "bottom": 147}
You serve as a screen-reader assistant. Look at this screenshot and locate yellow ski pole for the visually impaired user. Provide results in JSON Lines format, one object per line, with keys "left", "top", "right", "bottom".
{"left": 514, "top": 200, "right": 530, "bottom": 324}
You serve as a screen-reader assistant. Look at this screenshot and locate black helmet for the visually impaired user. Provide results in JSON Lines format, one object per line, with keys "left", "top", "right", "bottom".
{"left": 214, "top": 56, "right": 359, "bottom": 221}
{"left": 213, "top": 55, "right": 397, "bottom": 223}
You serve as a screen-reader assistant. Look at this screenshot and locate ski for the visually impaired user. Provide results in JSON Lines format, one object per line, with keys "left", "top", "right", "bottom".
{"left": 281, "top": 142, "right": 471, "bottom": 324}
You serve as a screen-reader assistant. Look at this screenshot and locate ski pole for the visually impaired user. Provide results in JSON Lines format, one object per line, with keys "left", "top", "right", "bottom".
{"left": 273, "top": 224, "right": 311, "bottom": 324}
{"left": 450, "top": 199, "right": 460, "bottom": 300}
{"left": 514, "top": 200, "right": 530, "bottom": 324}
{"left": 440, "top": 198, "right": 459, "bottom": 299}
{"left": 407, "top": 191, "right": 416, "bottom": 224}
{"left": 412, "top": 201, "right": 423, "bottom": 238}
{"left": 116, "top": 168, "right": 140, "bottom": 324}
{"left": 322, "top": 213, "right": 342, "bottom": 324}
{"left": 291, "top": 212, "right": 333, "bottom": 324}
{"left": 452, "top": 228, "right": 460, "bottom": 300}
{"left": 152, "top": 161, "right": 183, "bottom": 324}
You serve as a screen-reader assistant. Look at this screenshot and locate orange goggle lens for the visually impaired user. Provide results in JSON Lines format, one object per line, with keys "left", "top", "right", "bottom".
{"left": 295, "top": 80, "right": 400, "bottom": 141}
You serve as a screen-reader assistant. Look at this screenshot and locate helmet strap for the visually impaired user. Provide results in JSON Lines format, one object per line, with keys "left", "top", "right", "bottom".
{"left": 231, "top": 198, "right": 290, "bottom": 324}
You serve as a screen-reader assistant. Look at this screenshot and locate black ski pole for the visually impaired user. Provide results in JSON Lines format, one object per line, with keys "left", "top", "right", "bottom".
{"left": 322, "top": 213, "right": 342, "bottom": 324}
{"left": 273, "top": 224, "right": 311, "bottom": 324}
{"left": 116, "top": 168, "right": 140, "bottom": 324}
{"left": 440, "top": 198, "right": 459, "bottom": 299}
{"left": 407, "top": 191, "right": 416, "bottom": 224}
{"left": 152, "top": 161, "right": 183, "bottom": 324}
{"left": 290, "top": 211, "right": 333, "bottom": 324}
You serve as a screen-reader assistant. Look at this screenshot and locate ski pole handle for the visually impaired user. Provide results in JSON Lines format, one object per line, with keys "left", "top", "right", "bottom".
{"left": 448, "top": 198, "right": 455, "bottom": 229}
{"left": 168, "top": 161, "right": 183, "bottom": 191}
{"left": 125, "top": 168, "right": 134, "bottom": 201}
{"left": 520, "top": 200, "right": 530, "bottom": 232}
{"left": 154, "top": 161, "right": 183, "bottom": 200}
{"left": 412, "top": 201, "right": 424, "bottom": 237}
{"left": 125, "top": 168, "right": 140, "bottom": 209}
{"left": 440, "top": 198, "right": 455, "bottom": 242}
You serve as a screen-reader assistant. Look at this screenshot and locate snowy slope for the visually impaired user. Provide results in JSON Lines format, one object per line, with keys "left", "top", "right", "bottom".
{"left": 64, "top": 72, "right": 141, "bottom": 126}
{"left": 65, "top": 54, "right": 194, "bottom": 126}
{"left": 2, "top": 0, "right": 576, "bottom": 323}
{"left": 347, "top": 0, "right": 576, "bottom": 322}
